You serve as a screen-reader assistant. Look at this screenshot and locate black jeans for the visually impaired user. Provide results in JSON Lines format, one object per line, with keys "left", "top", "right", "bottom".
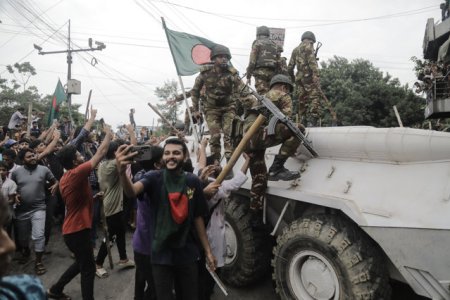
{"left": 152, "top": 262, "right": 198, "bottom": 300}
{"left": 96, "top": 211, "right": 127, "bottom": 266}
{"left": 134, "top": 251, "right": 156, "bottom": 300}
{"left": 50, "top": 229, "right": 95, "bottom": 300}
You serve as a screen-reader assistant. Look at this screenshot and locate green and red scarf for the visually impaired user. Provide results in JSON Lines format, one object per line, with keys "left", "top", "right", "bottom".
{"left": 152, "top": 169, "right": 193, "bottom": 253}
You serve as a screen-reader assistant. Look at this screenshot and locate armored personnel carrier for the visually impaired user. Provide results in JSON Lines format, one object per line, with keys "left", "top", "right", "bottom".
{"left": 217, "top": 126, "right": 450, "bottom": 300}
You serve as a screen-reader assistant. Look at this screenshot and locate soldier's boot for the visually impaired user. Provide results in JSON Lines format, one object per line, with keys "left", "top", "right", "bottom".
{"left": 268, "top": 155, "right": 300, "bottom": 181}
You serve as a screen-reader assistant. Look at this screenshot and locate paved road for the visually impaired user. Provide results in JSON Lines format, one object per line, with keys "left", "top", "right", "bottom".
{"left": 9, "top": 225, "right": 277, "bottom": 300}
{"left": 9, "top": 225, "right": 428, "bottom": 300}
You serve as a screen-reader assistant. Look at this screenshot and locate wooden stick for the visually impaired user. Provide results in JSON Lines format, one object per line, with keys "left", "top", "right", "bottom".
{"left": 393, "top": 105, "right": 403, "bottom": 127}
{"left": 147, "top": 102, "right": 181, "bottom": 135}
{"left": 214, "top": 114, "right": 266, "bottom": 184}
{"left": 85, "top": 90, "right": 92, "bottom": 121}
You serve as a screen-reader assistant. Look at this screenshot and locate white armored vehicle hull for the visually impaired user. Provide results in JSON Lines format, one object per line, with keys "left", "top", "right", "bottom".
{"left": 221, "top": 126, "right": 450, "bottom": 300}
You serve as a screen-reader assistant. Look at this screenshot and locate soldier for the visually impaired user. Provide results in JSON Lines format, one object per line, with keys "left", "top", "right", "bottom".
{"left": 244, "top": 74, "right": 301, "bottom": 225}
{"left": 191, "top": 44, "right": 247, "bottom": 162}
{"left": 246, "top": 26, "right": 278, "bottom": 95}
{"left": 288, "top": 31, "right": 322, "bottom": 126}
{"left": 276, "top": 45, "right": 289, "bottom": 76}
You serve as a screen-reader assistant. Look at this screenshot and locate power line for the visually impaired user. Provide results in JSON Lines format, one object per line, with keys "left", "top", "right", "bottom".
{"left": 149, "top": 0, "right": 436, "bottom": 26}
{"left": 0, "top": 0, "right": 64, "bottom": 49}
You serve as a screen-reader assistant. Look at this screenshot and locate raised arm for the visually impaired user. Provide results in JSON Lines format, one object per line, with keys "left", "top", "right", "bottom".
{"left": 84, "top": 107, "right": 97, "bottom": 132}
{"left": 37, "top": 130, "right": 61, "bottom": 160}
{"left": 90, "top": 124, "right": 112, "bottom": 168}
{"left": 126, "top": 124, "right": 137, "bottom": 146}
{"left": 70, "top": 107, "right": 97, "bottom": 148}
{"left": 115, "top": 144, "right": 143, "bottom": 198}
{"left": 38, "top": 125, "right": 52, "bottom": 141}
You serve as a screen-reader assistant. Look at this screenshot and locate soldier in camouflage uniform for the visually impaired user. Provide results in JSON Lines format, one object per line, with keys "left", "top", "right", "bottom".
{"left": 288, "top": 31, "right": 322, "bottom": 126}
{"left": 246, "top": 26, "right": 278, "bottom": 95}
{"left": 243, "top": 74, "right": 301, "bottom": 224}
{"left": 276, "top": 45, "right": 289, "bottom": 76}
{"left": 191, "top": 44, "right": 247, "bottom": 161}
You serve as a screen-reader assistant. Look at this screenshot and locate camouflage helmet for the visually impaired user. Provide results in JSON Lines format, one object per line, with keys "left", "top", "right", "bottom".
{"left": 210, "top": 44, "right": 231, "bottom": 60}
{"left": 257, "top": 26, "right": 270, "bottom": 37}
{"left": 301, "top": 31, "right": 316, "bottom": 43}
{"left": 270, "top": 74, "right": 293, "bottom": 91}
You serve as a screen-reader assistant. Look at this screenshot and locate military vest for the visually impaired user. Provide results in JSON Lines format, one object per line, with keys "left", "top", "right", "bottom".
{"left": 201, "top": 66, "right": 237, "bottom": 108}
{"left": 255, "top": 38, "right": 277, "bottom": 69}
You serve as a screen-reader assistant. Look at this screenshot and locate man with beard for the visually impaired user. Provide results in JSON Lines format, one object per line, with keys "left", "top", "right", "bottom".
{"left": 191, "top": 44, "right": 247, "bottom": 162}
{"left": 47, "top": 124, "right": 112, "bottom": 300}
{"left": 2, "top": 148, "right": 19, "bottom": 178}
{"left": 116, "top": 138, "right": 217, "bottom": 300}
{"left": 29, "top": 130, "right": 62, "bottom": 251}
{"left": 0, "top": 196, "right": 46, "bottom": 299}
{"left": 11, "top": 148, "right": 58, "bottom": 274}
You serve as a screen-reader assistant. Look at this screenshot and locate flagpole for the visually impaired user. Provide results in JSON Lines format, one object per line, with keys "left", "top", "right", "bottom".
{"left": 161, "top": 17, "right": 200, "bottom": 146}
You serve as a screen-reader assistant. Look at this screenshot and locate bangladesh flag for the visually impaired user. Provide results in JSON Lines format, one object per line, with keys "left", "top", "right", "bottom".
{"left": 164, "top": 23, "right": 217, "bottom": 76}
{"left": 47, "top": 79, "right": 67, "bottom": 126}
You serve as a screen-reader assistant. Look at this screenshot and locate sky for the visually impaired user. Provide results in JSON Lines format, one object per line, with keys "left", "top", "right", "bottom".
{"left": 0, "top": 0, "right": 444, "bottom": 128}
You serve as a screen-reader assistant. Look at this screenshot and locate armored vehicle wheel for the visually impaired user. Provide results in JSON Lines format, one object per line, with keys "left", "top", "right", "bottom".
{"left": 272, "top": 214, "right": 391, "bottom": 300}
{"left": 221, "top": 196, "right": 272, "bottom": 287}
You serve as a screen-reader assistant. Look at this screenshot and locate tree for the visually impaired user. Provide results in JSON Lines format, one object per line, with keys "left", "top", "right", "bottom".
{"left": 0, "top": 62, "right": 42, "bottom": 128}
{"left": 0, "top": 62, "right": 83, "bottom": 130}
{"left": 7, "top": 62, "right": 37, "bottom": 92}
{"left": 153, "top": 79, "right": 182, "bottom": 133}
{"left": 319, "top": 56, "right": 424, "bottom": 127}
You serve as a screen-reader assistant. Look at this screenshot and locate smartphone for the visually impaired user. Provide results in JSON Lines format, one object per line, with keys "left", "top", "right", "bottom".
{"left": 130, "top": 145, "right": 153, "bottom": 161}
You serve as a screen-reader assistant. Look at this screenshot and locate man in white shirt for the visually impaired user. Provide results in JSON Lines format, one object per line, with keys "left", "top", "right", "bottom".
{"left": 8, "top": 108, "right": 27, "bottom": 131}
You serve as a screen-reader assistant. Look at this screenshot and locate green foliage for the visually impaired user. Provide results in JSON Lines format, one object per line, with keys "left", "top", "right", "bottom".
{"left": 6, "top": 62, "right": 37, "bottom": 92}
{"left": 320, "top": 56, "right": 424, "bottom": 127}
{"left": 154, "top": 79, "right": 181, "bottom": 133}
{"left": 0, "top": 62, "right": 83, "bottom": 130}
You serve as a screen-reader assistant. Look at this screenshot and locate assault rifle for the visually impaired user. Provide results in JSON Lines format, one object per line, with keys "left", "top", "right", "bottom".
{"left": 248, "top": 87, "right": 318, "bottom": 157}
{"left": 315, "top": 41, "right": 322, "bottom": 61}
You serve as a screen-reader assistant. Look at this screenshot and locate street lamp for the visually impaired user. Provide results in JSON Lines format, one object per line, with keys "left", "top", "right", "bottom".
{"left": 33, "top": 44, "right": 42, "bottom": 52}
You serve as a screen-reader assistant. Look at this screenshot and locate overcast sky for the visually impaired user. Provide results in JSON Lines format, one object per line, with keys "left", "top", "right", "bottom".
{"left": 0, "top": 0, "right": 443, "bottom": 128}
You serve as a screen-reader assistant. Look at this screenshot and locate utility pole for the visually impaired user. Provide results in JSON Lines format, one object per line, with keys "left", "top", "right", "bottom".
{"left": 33, "top": 19, "right": 106, "bottom": 124}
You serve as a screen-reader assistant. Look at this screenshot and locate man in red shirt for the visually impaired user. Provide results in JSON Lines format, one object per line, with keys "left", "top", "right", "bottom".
{"left": 47, "top": 119, "right": 112, "bottom": 300}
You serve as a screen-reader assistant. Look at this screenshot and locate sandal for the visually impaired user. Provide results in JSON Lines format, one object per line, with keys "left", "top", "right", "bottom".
{"left": 95, "top": 267, "right": 109, "bottom": 278}
{"left": 47, "top": 289, "right": 72, "bottom": 300}
{"left": 35, "top": 262, "right": 47, "bottom": 275}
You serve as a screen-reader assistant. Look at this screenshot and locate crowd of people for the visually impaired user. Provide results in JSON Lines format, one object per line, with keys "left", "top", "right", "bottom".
{"left": 0, "top": 25, "right": 328, "bottom": 300}
{"left": 0, "top": 102, "right": 252, "bottom": 300}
